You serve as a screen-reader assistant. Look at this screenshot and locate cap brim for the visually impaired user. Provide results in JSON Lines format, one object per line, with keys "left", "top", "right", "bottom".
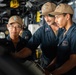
{"left": 41, "top": 11, "right": 52, "bottom": 16}
{"left": 8, "top": 21, "right": 15, "bottom": 24}
{"left": 50, "top": 12, "right": 63, "bottom": 15}
{"left": 40, "top": 13, "right": 48, "bottom": 17}
{"left": 8, "top": 21, "right": 21, "bottom": 25}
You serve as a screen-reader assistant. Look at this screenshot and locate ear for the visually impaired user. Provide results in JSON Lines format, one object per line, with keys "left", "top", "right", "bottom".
{"left": 66, "top": 14, "right": 70, "bottom": 20}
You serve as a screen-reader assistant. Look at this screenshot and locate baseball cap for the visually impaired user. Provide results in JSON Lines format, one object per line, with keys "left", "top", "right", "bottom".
{"left": 8, "top": 15, "right": 23, "bottom": 26}
{"left": 41, "top": 2, "right": 56, "bottom": 15}
{"left": 51, "top": 3, "right": 74, "bottom": 15}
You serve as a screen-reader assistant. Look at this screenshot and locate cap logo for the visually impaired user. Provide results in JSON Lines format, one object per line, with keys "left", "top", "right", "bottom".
{"left": 13, "top": 16, "right": 17, "bottom": 21}
{"left": 43, "top": 4, "right": 48, "bottom": 10}
{"left": 56, "top": 4, "right": 61, "bottom": 9}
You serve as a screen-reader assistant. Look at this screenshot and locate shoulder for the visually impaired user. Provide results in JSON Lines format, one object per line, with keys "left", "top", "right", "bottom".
{"left": 19, "top": 37, "right": 27, "bottom": 45}
{"left": 70, "top": 25, "right": 76, "bottom": 39}
{"left": 23, "top": 29, "right": 31, "bottom": 33}
{"left": 71, "top": 24, "right": 76, "bottom": 33}
{"left": 19, "top": 36, "right": 26, "bottom": 41}
{"left": 33, "top": 26, "right": 44, "bottom": 34}
{"left": 35, "top": 24, "right": 48, "bottom": 33}
{"left": 67, "top": 23, "right": 76, "bottom": 36}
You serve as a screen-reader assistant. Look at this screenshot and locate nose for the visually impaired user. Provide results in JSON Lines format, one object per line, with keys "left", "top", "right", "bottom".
{"left": 12, "top": 27, "right": 17, "bottom": 30}
{"left": 55, "top": 18, "right": 57, "bottom": 23}
{"left": 44, "top": 16, "right": 49, "bottom": 21}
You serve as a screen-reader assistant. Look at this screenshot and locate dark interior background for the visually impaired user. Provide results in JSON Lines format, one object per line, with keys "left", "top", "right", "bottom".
{"left": 0, "top": 0, "right": 73, "bottom": 35}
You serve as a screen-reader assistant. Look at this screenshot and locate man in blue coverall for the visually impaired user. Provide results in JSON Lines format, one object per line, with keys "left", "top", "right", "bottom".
{"left": 5, "top": 15, "right": 32, "bottom": 63}
{"left": 12, "top": 2, "right": 61, "bottom": 68}
{"left": 47, "top": 3, "right": 76, "bottom": 75}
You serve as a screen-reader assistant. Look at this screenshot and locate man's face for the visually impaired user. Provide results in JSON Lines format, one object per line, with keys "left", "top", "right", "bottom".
{"left": 44, "top": 15, "right": 55, "bottom": 25}
{"left": 55, "top": 14, "right": 67, "bottom": 28}
{"left": 7, "top": 22, "right": 22, "bottom": 38}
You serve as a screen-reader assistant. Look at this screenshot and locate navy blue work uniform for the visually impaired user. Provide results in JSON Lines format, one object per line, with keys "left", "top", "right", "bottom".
{"left": 26, "top": 23, "right": 59, "bottom": 68}
{"left": 56, "top": 23, "right": 76, "bottom": 75}
{"left": 22, "top": 28, "right": 32, "bottom": 42}
{"left": 5, "top": 36, "right": 32, "bottom": 63}
{"left": 0, "top": 38, "right": 10, "bottom": 56}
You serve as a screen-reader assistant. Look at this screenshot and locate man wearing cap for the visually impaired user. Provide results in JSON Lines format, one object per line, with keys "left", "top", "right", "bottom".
{"left": 47, "top": 3, "right": 76, "bottom": 75}
{"left": 6, "top": 15, "right": 32, "bottom": 63}
{"left": 12, "top": 2, "right": 61, "bottom": 68}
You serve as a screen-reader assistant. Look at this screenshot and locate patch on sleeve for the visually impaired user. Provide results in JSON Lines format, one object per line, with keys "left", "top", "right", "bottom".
{"left": 62, "top": 41, "right": 68, "bottom": 46}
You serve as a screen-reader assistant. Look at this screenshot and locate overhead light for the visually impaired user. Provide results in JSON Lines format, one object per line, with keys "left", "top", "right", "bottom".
{"left": 0, "top": 0, "right": 6, "bottom": 7}
{"left": 0, "top": 0, "right": 3, "bottom": 2}
{"left": 0, "top": 4, "right": 6, "bottom": 7}
{"left": 0, "top": 3, "right": 6, "bottom": 7}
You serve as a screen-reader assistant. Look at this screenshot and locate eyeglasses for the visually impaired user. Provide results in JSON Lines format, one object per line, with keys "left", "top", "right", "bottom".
{"left": 8, "top": 23, "right": 22, "bottom": 29}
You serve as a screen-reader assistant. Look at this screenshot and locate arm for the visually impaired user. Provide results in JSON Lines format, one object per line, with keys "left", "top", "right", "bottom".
{"left": 46, "top": 57, "right": 56, "bottom": 71}
{"left": 47, "top": 57, "right": 57, "bottom": 67}
{"left": 51, "top": 29, "right": 76, "bottom": 75}
{"left": 45, "top": 57, "right": 57, "bottom": 75}
{"left": 51, "top": 54, "right": 76, "bottom": 75}
{"left": 11, "top": 47, "right": 32, "bottom": 58}
{"left": 12, "top": 27, "right": 42, "bottom": 58}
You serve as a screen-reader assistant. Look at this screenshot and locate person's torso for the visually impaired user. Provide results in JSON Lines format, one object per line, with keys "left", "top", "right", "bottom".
{"left": 6, "top": 36, "right": 27, "bottom": 53}
{"left": 6, "top": 36, "right": 27, "bottom": 63}
{"left": 40, "top": 24, "right": 58, "bottom": 59}
{"left": 56, "top": 23, "right": 76, "bottom": 74}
